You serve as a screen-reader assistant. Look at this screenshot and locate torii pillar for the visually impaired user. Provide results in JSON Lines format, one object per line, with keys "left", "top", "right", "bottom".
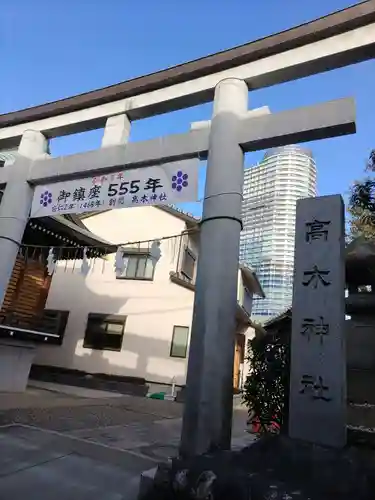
{"left": 180, "top": 79, "right": 248, "bottom": 456}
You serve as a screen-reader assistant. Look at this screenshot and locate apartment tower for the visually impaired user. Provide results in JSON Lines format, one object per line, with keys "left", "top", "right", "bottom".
{"left": 240, "top": 145, "right": 317, "bottom": 322}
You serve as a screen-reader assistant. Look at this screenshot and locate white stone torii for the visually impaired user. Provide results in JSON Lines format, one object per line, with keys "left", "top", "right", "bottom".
{"left": 0, "top": 0, "right": 373, "bottom": 458}
{"left": 0, "top": 91, "right": 355, "bottom": 456}
{"left": 0, "top": 2, "right": 374, "bottom": 147}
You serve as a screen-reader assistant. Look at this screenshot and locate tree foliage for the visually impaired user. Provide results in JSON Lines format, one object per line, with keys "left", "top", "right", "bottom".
{"left": 348, "top": 150, "right": 375, "bottom": 239}
{"left": 242, "top": 331, "right": 289, "bottom": 433}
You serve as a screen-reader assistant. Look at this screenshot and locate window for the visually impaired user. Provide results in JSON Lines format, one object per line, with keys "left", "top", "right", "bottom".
{"left": 243, "top": 287, "right": 253, "bottom": 315}
{"left": 181, "top": 247, "right": 196, "bottom": 281}
{"left": 170, "top": 325, "right": 189, "bottom": 358}
{"left": 118, "top": 253, "right": 155, "bottom": 280}
{"left": 40, "top": 309, "right": 70, "bottom": 345}
{"left": 84, "top": 313, "right": 126, "bottom": 351}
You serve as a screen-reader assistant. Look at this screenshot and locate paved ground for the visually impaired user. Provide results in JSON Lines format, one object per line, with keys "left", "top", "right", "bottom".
{"left": 0, "top": 384, "right": 254, "bottom": 499}
{"left": 30, "top": 379, "right": 125, "bottom": 399}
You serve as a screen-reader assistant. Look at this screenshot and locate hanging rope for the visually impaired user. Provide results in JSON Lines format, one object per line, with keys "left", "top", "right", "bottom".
{"left": 19, "top": 225, "right": 200, "bottom": 251}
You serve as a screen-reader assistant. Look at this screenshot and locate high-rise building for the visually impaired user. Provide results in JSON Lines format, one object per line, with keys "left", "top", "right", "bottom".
{"left": 240, "top": 145, "right": 317, "bottom": 322}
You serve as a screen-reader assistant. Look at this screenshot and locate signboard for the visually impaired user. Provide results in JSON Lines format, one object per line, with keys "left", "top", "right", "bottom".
{"left": 31, "top": 159, "right": 199, "bottom": 218}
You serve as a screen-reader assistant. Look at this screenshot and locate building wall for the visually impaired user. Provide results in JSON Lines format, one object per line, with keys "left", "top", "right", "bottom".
{"left": 239, "top": 325, "right": 256, "bottom": 389}
{"left": 237, "top": 269, "right": 255, "bottom": 318}
{"left": 35, "top": 207, "right": 196, "bottom": 385}
{"left": 240, "top": 145, "right": 317, "bottom": 322}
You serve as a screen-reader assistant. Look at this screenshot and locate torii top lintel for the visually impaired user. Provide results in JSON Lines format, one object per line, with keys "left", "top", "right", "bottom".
{"left": 0, "top": 1, "right": 374, "bottom": 148}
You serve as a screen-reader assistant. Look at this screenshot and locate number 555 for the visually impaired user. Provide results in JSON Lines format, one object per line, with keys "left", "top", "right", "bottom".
{"left": 107, "top": 180, "right": 140, "bottom": 197}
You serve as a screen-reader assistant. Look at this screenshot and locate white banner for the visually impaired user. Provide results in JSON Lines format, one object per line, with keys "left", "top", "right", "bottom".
{"left": 31, "top": 159, "right": 199, "bottom": 218}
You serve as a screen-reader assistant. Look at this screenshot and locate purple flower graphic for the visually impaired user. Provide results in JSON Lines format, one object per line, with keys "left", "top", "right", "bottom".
{"left": 40, "top": 190, "right": 53, "bottom": 208}
{"left": 171, "top": 171, "right": 189, "bottom": 192}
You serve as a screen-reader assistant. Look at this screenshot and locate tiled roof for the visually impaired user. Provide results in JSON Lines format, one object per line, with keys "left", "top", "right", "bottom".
{"left": 156, "top": 205, "right": 200, "bottom": 225}
{"left": 263, "top": 307, "right": 292, "bottom": 328}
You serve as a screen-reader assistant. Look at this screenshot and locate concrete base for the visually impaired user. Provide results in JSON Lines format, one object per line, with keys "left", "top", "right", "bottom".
{"left": 138, "top": 467, "right": 157, "bottom": 499}
{"left": 139, "top": 436, "right": 375, "bottom": 500}
{"left": 0, "top": 341, "right": 36, "bottom": 392}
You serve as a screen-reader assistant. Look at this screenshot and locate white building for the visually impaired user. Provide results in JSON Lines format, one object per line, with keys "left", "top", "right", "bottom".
{"left": 35, "top": 205, "right": 264, "bottom": 388}
{"left": 240, "top": 145, "right": 317, "bottom": 322}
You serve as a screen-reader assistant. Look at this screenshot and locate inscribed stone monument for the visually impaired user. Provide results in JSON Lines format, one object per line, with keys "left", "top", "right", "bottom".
{"left": 288, "top": 194, "right": 346, "bottom": 448}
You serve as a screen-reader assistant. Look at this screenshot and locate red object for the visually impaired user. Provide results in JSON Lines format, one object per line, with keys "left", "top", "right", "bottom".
{"left": 250, "top": 416, "right": 280, "bottom": 434}
{"left": 251, "top": 419, "right": 261, "bottom": 434}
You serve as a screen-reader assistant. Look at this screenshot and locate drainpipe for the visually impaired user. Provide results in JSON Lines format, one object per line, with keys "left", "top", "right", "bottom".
{"left": 170, "top": 377, "right": 176, "bottom": 397}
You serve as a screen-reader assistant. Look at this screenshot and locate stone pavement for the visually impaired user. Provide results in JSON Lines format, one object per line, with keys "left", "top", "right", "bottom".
{"left": 0, "top": 385, "right": 254, "bottom": 499}
{"left": 30, "top": 379, "right": 125, "bottom": 399}
{"left": 0, "top": 424, "right": 150, "bottom": 499}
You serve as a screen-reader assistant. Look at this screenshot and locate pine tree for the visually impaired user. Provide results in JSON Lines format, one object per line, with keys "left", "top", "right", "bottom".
{"left": 348, "top": 150, "right": 375, "bottom": 240}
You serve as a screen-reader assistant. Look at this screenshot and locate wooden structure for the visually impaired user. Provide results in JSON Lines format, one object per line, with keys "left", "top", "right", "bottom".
{"left": 0, "top": 214, "right": 114, "bottom": 345}
{"left": 0, "top": 212, "right": 114, "bottom": 391}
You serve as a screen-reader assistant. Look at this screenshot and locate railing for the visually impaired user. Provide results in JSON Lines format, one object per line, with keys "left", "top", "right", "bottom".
{"left": 0, "top": 309, "right": 68, "bottom": 344}
{"left": 169, "top": 271, "right": 195, "bottom": 291}
{"left": 0, "top": 310, "right": 56, "bottom": 331}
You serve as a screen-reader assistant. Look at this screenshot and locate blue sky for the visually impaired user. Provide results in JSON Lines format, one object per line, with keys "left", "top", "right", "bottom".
{"left": 2, "top": 0, "right": 374, "bottom": 217}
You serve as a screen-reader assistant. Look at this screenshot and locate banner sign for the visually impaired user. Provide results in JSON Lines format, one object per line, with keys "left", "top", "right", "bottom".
{"left": 31, "top": 159, "right": 199, "bottom": 218}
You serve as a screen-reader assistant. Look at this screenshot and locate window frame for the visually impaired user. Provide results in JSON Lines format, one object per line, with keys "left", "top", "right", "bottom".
{"left": 26, "top": 309, "right": 70, "bottom": 346}
{"left": 41, "top": 309, "right": 70, "bottom": 345}
{"left": 170, "top": 325, "right": 189, "bottom": 359}
{"left": 116, "top": 252, "right": 156, "bottom": 281}
{"left": 181, "top": 246, "right": 196, "bottom": 282}
{"left": 83, "top": 313, "right": 127, "bottom": 352}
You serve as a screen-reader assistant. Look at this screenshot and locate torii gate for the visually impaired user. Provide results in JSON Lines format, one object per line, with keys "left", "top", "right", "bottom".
{"left": 0, "top": 1, "right": 374, "bottom": 457}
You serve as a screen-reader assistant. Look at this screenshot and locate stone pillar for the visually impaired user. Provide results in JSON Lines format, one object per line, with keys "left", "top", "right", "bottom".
{"left": 18, "top": 129, "right": 50, "bottom": 159}
{"left": 190, "top": 106, "right": 270, "bottom": 131}
{"left": 288, "top": 195, "right": 346, "bottom": 448}
{"left": 0, "top": 130, "right": 48, "bottom": 308}
{"left": 101, "top": 113, "right": 131, "bottom": 147}
{"left": 180, "top": 78, "right": 248, "bottom": 457}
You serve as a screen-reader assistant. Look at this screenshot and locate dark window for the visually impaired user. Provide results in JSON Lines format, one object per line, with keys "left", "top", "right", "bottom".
{"left": 117, "top": 253, "right": 155, "bottom": 281}
{"left": 39, "top": 309, "right": 70, "bottom": 345}
{"left": 83, "top": 313, "right": 126, "bottom": 351}
{"left": 0, "top": 161, "right": 4, "bottom": 168}
{"left": 181, "top": 247, "right": 196, "bottom": 281}
{"left": 170, "top": 325, "right": 189, "bottom": 358}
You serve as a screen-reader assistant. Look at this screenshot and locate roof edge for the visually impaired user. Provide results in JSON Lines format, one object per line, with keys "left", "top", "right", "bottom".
{"left": 263, "top": 307, "right": 292, "bottom": 329}
{"left": 37, "top": 215, "right": 117, "bottom": 250}
{"left": 79, "top": 205, "right": 200, "bottom": 227}
{"left": 240, "top": 265, "right": 266, "bottom": 298}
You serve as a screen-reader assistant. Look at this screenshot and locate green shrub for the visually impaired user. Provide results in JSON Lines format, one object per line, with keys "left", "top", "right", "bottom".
{"left": 242, "top": 331, "right": 289, "bottom": 433}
